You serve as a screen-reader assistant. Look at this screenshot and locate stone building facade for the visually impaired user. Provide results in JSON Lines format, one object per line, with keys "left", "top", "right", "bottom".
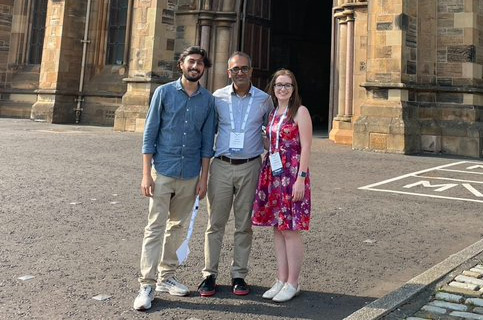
{"left": 0, "top": 0, "right": 482, "bottom": 158}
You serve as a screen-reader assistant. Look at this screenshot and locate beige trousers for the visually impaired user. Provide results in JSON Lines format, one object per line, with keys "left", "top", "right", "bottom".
{"left": 138, "top": 170, "right": 198, "bottom": 286}
{"left": 203, "top": 157, "right": 262, "bottom": 279}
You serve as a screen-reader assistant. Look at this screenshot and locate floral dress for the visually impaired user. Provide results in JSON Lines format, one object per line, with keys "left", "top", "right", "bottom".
{"left": 252, "top": 110, "right": 311, "bottom": 231}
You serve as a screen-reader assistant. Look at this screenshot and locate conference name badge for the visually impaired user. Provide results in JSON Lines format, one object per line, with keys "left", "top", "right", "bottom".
{"left": 229, "top": 132, "right": 245, "bottom": 152}
{"left": 269, "top": 152, "right": 283, "bottom": 176}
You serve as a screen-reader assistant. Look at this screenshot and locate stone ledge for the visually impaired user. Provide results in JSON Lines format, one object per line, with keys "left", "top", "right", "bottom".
{"left": 343, "top": 239, "right": 483, "bottom": 320}
{"left": 362, "top": 82, "right": 483, "bottom": 94}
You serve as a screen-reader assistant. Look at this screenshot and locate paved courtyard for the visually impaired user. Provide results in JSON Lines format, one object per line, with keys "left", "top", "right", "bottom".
{"left": 1, "top": 118, "right": 482, "bottom": 320}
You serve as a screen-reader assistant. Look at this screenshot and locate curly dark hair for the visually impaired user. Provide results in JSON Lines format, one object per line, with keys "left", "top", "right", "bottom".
{"left": 177, "top": 46, "right": 212, "bottom": 71}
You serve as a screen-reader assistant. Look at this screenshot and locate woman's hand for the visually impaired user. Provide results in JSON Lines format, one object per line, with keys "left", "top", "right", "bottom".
{"left": 291, "top": 178, "right": 305, "bottom": 202}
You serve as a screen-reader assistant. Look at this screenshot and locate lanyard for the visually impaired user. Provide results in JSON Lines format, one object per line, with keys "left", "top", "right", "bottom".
{"left": 269, "top": 107, "right": 288, "bottom": 153}
{"left": 228, "top": 92, "right": 254, "bottom": 132}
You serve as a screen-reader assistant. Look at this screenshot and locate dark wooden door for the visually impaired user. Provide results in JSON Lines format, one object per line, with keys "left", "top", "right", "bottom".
{"left": 241, "top": 0, "right": 271, "bottom": 91}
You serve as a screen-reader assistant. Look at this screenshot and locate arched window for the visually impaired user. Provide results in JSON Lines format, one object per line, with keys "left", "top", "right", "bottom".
{"left": 28, "top": 0, "right": 48, "bottom": 64}
{"left": 106, "top": 0, "right": 128, "bottom": 65}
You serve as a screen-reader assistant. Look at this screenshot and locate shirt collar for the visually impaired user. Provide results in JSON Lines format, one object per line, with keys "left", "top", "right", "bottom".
{"left": 230, "top": 83, "right": 254, "bottom": 97}
{"left": 175, "top": 78, "right": 183, "bottom": 90}
{"left": 176, "top": 77, "right": 201, "bottom": 95}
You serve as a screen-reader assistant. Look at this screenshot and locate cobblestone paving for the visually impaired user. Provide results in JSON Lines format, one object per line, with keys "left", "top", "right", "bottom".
{"left": 406, "top": 264, "right": 483, "bottom": 320}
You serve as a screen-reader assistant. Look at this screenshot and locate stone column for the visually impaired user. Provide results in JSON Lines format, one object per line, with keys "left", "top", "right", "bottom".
{"left": 114, "top": 0, "right": 175, "bottom": 132}
{"left": 212, "top": 21, "right": 232, "bottom": 90}
{"left": 344, "top": 9, "right": 354, "bottom": 118}
{"left": 211, "top": 0, "right": 236, "bottom": 90}
{"left": 198, "top": 10, "right": 213, "bottom": 87}
{"left": 352, "top": 0, "right": 417, "bottom": 154}
{"left": 329, "top": 8, "right": 353, "bottom": 145}
{"left": 31, "top": 0, "right": 86, "bottom": 123}
{"left": 335, "top": 12, "right": 346, "bottom": 119}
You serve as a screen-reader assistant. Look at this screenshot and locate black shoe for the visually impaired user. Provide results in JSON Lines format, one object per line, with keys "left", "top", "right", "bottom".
{"left": 232, "top": 278, "right": 249, "bottom": 296}
{"left": 198, "top": 275, "right": 216, "bottom": 297}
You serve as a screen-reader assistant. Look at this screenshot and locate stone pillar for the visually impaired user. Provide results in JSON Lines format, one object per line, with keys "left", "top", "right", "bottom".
{"left": 211, "top": 0, "right": 236, "bottom": 90}
{"left": 329, "top": 7, "right": 353, "bottom": 145}
{"left": 114, "top": 0, "right": 176, "bottom": 132}
{"left": 344, "top": 9, "right": 354, "bottom": 118}
{"left": 31, "top": 0, "right": 86, "bottom": 123}
{"left": 198, "top": 9, "right": 213, "bottom": 87}
{"left": 212, "top": 21, "right": 232, "bottom": 90}
{"left": 335, "top": 12, "right": 346, "bottom": 118}
{"left": 352, "top": 0, "right": 419, "bottom": 154}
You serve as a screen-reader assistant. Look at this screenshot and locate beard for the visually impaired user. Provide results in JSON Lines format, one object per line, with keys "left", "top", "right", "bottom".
{"left": 184, "top": 69, "right": 204, "bottom": 82}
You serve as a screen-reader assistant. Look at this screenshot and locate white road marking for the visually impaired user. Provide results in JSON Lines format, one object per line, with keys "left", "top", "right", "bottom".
{"left": 359, "top": 161, "right": 469, "bottom": 190}
{"left": 415, "top": 175, "right": 483, "bottom": 185}
{"left": 439, "top": 168, "right": 483, "bottom": 175}
{"left": 359, "top": 161, "right": 483, "bottom": 203}
{"left": 463, "top": 183, "right": 483, "bottom": 197}
{"left": 467, "top": 165, "right": 483, "bottom": 170}
{"left": 403, "top": 181, "right": 458, "bottom": 192}
{"left": 358, "top": 188, "right": 483, "bottom": 203}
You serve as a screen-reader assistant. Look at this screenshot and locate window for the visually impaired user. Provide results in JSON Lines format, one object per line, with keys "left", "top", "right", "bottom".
{"left": 106, "top": 0, "right": 128, "bottom": 65}
{"left": 28, "top": 0, "right": 48, "bottom": 64}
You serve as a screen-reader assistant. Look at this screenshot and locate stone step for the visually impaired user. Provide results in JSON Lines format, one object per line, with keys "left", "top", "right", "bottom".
{"left": 0, "top": 101, "right": 32, "bottom": 119}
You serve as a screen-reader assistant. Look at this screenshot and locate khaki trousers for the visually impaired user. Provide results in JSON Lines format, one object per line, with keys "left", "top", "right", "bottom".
{"left": 203, "top": 157, "right": 262, "bottom": 279}
{"left": 139, "top": 170, "right": 198, "bottom": 286}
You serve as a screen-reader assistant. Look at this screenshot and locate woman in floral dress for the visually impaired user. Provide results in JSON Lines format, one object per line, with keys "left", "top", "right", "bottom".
{"left": 252, "top": 69, "right": 312, "bottom": 302}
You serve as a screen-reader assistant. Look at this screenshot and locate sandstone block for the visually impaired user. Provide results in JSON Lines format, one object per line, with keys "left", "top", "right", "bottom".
{"left": 435, "top": 292, "right": 464, "bottom": 303}
{"left": 421, "top": 135, "right": 442, "bottom": 152}
{"left": 441, "top": 284, "right": 482, "bottom": 297}
{"left": 429, "top": 300, "right": 468, "bottom": 311}
{"left": 421, "top": 304, "right": 447, "bottom": 314}
{"left": 466, "top": 298, "right": 483, "bottom": 307}
{"left": 449, "top": 311, "right": 483, "bottom": 319}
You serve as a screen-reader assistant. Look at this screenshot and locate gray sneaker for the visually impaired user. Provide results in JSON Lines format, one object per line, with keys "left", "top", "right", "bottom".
{"left": 133, "top": 285, "right": 155, "bottom": 310}
{"left": 156, "top": 277, "right": 189, "bottom": 296}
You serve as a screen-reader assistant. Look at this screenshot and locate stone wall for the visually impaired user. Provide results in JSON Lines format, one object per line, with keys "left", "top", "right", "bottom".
{"left": 0, "top": 0, "right": 12, "bottom": 85}
{"left": 31, "top": 0, "right": 86, "bottom": 123}
{"left": 114, "top": 0, "right": 179, "bottom": 132}
{"left": 415, "top": 0, "right": 483, "bottom": 157}
{"left": 352, "top": 0, "right": 483, "bottom": 158}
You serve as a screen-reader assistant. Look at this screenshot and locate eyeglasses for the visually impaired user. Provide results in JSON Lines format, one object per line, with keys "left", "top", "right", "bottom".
{"left": 229, "top": 66, "right": 251, "bottom": 74}
{"left": 274, "top": 83, "right": 294, "bottom": 90}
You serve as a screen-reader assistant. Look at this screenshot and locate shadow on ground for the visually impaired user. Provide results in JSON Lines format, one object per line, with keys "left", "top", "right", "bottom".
{"left": 144, "top": 285, "right": 375, "bottom": 319}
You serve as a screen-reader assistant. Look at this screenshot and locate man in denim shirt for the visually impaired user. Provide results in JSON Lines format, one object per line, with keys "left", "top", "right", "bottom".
{"left": 133, "top": 46, "right": 216, "bottom": 311}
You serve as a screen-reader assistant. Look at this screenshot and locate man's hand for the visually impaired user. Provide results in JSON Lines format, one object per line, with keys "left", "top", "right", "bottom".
{"left": 141, "top": 175, "right": 155, "bottom": 197}
{"left": 196, "top": 180, "right": 208, "bottom": 199}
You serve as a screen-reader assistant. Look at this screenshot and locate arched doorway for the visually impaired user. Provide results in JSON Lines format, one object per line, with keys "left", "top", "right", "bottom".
{"left": 271, "top": 1, "right": 332, "bottom": 132}
{"left": 240, "top": 0, "right": 333, "bottom": 132}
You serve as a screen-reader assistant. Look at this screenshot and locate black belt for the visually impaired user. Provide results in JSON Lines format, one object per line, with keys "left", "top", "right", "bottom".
{"left": 216, "top": 155, "right": 260, "bottom": 165}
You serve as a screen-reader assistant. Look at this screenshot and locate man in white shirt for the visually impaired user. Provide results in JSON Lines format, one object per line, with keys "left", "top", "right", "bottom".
{"left": 198, "top": 52, "right": 273, "bottom": 297}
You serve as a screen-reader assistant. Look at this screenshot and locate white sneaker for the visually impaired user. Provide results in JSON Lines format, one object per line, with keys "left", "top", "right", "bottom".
{"left": 156, "top": 277, "right": 189, "bottom": 296}
{"left": 133, "top": 285, "right": 155, "bottom": 310}
{"left": 262, "top": 280, "right": 285, "bottom": 299}
{"left": 272, "top": 283, "right": 300, "bottom": 302}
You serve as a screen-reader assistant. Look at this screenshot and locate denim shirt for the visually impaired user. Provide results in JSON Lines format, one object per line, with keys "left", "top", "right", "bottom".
{"left": 142, "top": 78, "right": 216, "bottom": 179}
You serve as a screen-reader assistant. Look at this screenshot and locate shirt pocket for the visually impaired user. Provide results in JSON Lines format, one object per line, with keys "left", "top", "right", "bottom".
{"left": 190, "top": 103, "right": 210, "bottom": 131}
